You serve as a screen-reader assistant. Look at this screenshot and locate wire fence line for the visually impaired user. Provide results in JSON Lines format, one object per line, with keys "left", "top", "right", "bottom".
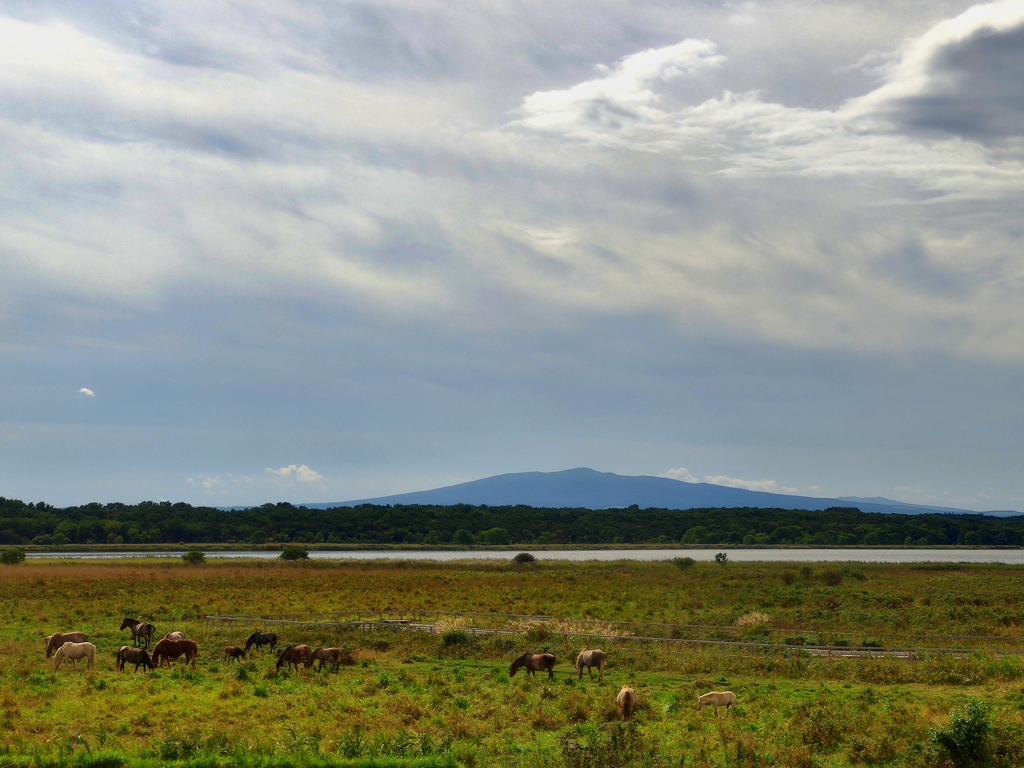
{"left": 203, "top": 609, "right": 1023, "bottom": 662}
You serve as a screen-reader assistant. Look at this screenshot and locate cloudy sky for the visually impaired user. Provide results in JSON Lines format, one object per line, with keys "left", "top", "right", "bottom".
{"left": 1, "top": 0, "right": 1022, "bottom": 510}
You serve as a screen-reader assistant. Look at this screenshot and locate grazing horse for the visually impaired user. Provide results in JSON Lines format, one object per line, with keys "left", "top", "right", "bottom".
{"left": 245, "top": 632, "right": 278, "bottom": 654}
{"left": 616, "top": 686, "right": 638, "bottom": 720}
{"left": 151, "top": 638, "right": 198, "bottom": 668}
{"left": 224, "top": 645, "right": 246, "bottom": 662}
{"left": 162, "top": 631, "right": 185, "bottom": 641}
{"left": 44, "top": 632, "right": 88, "bottom": 659}
{"left": 53, "top": 642, "right": 96, "bottom": 671}
{"left": 509, "top": 653, "right": 556, "bottom": 680}
{"left": 576, "top": 649, "right": 606, "bottom": 681}
{"left": 310, "top": 647, "right": 343, "bottom": 671}
{"left": 276, "top": 644, "right": 313, "bottom": 671}
{"left": 697, "top": 690, "right": 736, "bottom": 716}
{"left": 120, "top": 618, "right": 156, "bottom": 648}
{"left": 117, "top": 646, "right": 154, "bottom": 673}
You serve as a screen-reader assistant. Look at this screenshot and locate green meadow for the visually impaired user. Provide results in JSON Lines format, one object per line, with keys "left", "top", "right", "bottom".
{"left": 3, "top": 558, "right": 1024, "bottom": 767}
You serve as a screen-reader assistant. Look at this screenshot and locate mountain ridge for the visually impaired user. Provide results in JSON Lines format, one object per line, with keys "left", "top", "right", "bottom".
{"left": 298, "top": 468, "right": 1017, "bottom": 516}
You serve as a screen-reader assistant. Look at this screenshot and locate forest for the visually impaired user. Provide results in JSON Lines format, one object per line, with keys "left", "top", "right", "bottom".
{"left": 0, "top": 495, "right": 1021, "bottom": 547}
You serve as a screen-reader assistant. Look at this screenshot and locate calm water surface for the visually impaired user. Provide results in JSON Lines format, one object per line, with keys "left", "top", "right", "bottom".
{"left": 24, "top": 548, "right": 1024, "bottom": 563}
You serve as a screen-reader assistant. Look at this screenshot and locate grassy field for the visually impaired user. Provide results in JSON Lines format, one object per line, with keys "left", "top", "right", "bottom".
{"left": 3, "top": 558, "right": 1024, "bottom": 767}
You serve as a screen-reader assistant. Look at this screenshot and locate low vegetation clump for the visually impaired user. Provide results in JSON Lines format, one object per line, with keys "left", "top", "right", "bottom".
{"left": 0, "top": 547, "right": 25, "bottom": 565}
{"left": 280, "top": 546, "right": 310, "bottom": 560}
{"left": 512, "top": 552, "right": 536, "bottom": 564}
{"left": 181, "top": 550, "right": 206, "bottom": 565}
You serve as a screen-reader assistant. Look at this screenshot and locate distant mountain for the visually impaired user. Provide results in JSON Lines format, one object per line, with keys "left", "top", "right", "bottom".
{"left": 302, "top": 468, "right": 1018, "bottom": 516}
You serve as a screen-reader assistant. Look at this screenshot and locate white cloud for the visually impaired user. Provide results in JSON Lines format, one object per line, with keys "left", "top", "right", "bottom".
{"left": 517, "top": 39, "right": 725, "bottom": 138}
{"left": 704, "top": 475, "right": 799, "bottom": 494}
{"left": 265, "top": 464, "right": 324, "bottom": 483}
{"left": 78, "top": 388, "right": 94, "bottom": 397}
{"left": 662, "top": 466, "right": 698, "bottom": 482}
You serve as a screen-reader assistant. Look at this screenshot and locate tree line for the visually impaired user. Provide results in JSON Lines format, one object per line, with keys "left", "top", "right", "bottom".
{"left": 0, "top": 496, "right": 1021, "bottom": 547}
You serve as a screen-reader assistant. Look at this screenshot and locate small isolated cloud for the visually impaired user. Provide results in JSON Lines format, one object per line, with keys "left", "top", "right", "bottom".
{"left": 187, "top": 473, "right": 255, "bottom": 495}
{"left": 705, "top": 475, "right": 799, "bottom": 494}
{"left": 265, "top": 464, "right": 324, "bottom": 484}
{"left": 78, "top": 388, "right": 94, "bottom": 397}
{"left": 662, "top": 466, "right": 698, "bottom": 482}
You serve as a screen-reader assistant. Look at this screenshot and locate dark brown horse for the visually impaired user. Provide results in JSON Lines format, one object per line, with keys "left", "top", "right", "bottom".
{"left": 276, "top": 644, "right": 312, "bottom": 671}
{"left": 152, "top": 638, "right": 198, "bottom": 668}
{"left": 117, "top": 646, "right": 154, "bottom": 673}
{"left": 245, "top": 631, "right": 278, "bottom": 654}
{"left": 510, "top": 652, "right": 556, "bottom": 680}
{"left": 44, "top": 632, "right": 88, "bottom": 659}
{"left": 120, "top": 618, "right": 156, "bottom": 648}
{"left": 310, "top": 647, "right": 343, "bottom": 671}
{"left": 224, "top": 645, "right": 246, "bottom": 662}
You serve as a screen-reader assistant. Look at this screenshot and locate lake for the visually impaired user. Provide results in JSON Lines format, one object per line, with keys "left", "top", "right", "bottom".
{"left": 23, "top": 548, "right": 1024, "bottom": 563}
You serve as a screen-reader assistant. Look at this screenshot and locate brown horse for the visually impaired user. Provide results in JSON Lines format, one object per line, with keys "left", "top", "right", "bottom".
{"left": 276, "top": 644, "right": 313, "bottom": 671}
{"left": 310, "top": 647, "right": 343, "bottom": 671}
{"left": 151, "top": 638, "right": 198, "bottom": 668}
{"left": 224, "top": 645, "right": 246, "bottom": 662}
{"left": 510, "top": 653, "right": 556, "bottom": 680}
{"left": 616, "top": 686, "right": 638, "bottom": 720}
{"left": 44, "top": 632, "right": 88, "bottom": 659}
{"left": 120, "top": 618, "right": 156, "bottom": 648}
{"left": 117, "top": 646, "right": 154, "bottom": 673}
{"left": 576, "top": 649, "right": 606, "bottom": 681}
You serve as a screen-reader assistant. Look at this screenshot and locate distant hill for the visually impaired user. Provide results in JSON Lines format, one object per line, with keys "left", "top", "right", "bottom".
{"left": 305, "top": 468, "right": 1018, "bottom": 516}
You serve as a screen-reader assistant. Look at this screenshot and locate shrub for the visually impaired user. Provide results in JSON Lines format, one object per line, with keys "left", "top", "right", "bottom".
{"left": 715, "top": 552, "right": 729, "bottom": 565}
{"left": 735, "top": 611, "right": 773, "bottom": 628}
{"left": 672, "top": 556, "right": 696, "bottom": 570}
{"left": 0, "top": 547, "right": 25, "bottom": 565}
{"left": 820, "top": 569, "right": 843, "bottom": 586}
{"left": 513, "top": 552, "right": 537, "bottom": 564}
{"left": 441, "top": 629, "right": 471, "bottom": 647}
{"left": 181, "top": 550, "right": 206, "bottom": 565}
{"left": 929, "top": 699, "right": 991, "bottom": 767}
{"left": 279, "top": 546, "right": 309, "bottom": 560}
{"left": 780, "top": 570, "right": 797, "bottom": 585}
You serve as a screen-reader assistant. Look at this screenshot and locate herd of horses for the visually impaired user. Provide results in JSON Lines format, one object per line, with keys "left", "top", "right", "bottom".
{"left": 42, "top": 624, "right": 736, "bottom": 719}
{"left": 511, "top": 649, "right": 736, "bottom": 719}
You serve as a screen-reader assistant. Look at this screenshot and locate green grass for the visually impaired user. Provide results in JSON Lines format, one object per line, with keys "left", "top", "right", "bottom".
{"left": 4, "top": 558, "right": 1024, "bottom": 766}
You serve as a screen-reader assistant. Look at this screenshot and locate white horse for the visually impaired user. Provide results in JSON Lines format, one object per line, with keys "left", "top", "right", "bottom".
{"left": 576, "top": 649, "right": 606, "bottom": 681}
{"left": 697, "top": 690, "right": 737, "bottom": 716}
{"left": 53, "top": 641, "right": 97, "bottom": 671}
{"left": 616, "top": 686, "right": 638, "bottom": 720}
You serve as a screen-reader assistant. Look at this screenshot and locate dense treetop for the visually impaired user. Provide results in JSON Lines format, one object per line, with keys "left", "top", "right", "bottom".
{"left": 0, "top": 496, "right": 1019, "bottom": 547}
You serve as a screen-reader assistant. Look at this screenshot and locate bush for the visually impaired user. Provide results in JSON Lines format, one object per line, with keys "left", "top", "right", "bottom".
{"left": 279, "top": 546, "right": 309, "bottom": 560}
{"left": 715, "top": 552, "right": 729, "bottom": 565}
{"left": 672, "top": 556, "right": 696, "bottom": 571}
{"left": 820, "top": 569, "right": 843, "bottom": 586}
{"left": 0, "top": 547, "right": 25, "bottom": 565}
{"left": 512, "top": 552, "right": 536, "bottom": 564}
{"left": 181, "top": 550, "right": 206, "bottom": 565}
{"left": 441, "top": 629, "right": 471, "bottom": 647}
{"left": 929, "top": 699, "right": 991, "bottom": 767}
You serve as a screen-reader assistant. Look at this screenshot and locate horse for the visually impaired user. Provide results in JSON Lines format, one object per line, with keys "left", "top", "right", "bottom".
{"left": 276, "top": 644, "right": 313, "bottom": 671}
{"left": 616, "top": 686, "right": 638, "bottom": 720}
{"left": 697, "top": 690, "right": 736, "bottom": 716}
{"left": 120, "top": 618, "right": 156, "bottom": 648}
{"left": 151, "top": 638, "right": 198, "bottom": 668}
{"left": 509, "top": 653, "right": 556, "bottom": 680}
{"left": 224, "top": 645, "right": 246, "bottom": 662}
{"left": 245, "top": 632, "right": 278, "bottom": 654}
{"left": 576, "top": 649, "right": 606, "bottom": 681}
{"left": 44, "top": 632, "right": 88, "bottom": 658}
{"left": 162, "top": 631, "right": 185, "bottom": 641}
{"left": 117, "top": 646, "right": 154, "bottom": 673}
{"left": 53, "top": 642, "right": 96, "bottom": 671}
{"left": 310, "top": 647, "right": 343, "bottom": 671}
